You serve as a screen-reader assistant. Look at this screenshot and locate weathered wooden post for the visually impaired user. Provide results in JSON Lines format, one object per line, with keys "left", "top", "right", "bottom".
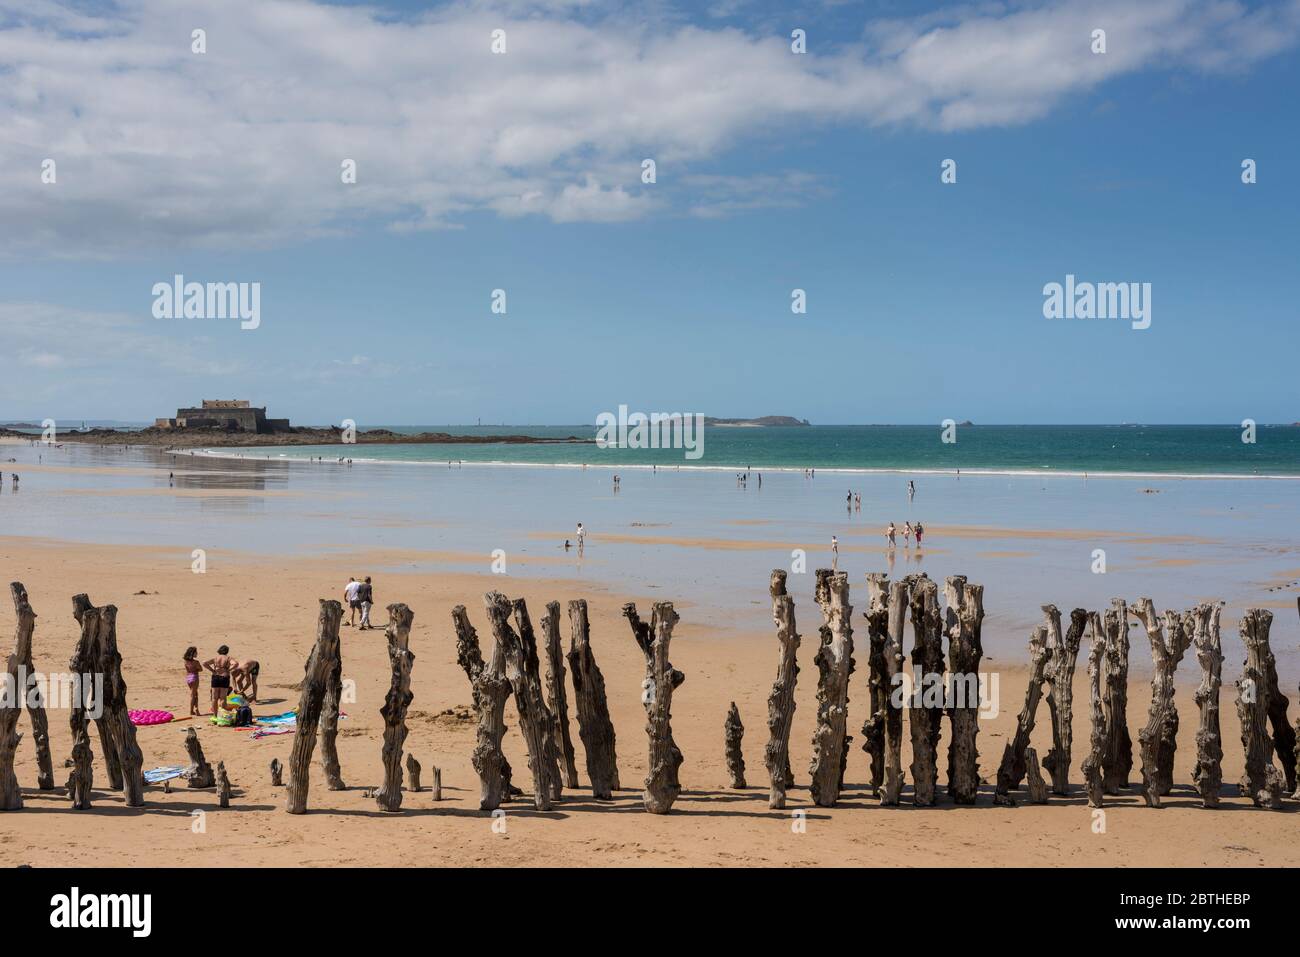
{"left": 71, "top": 594, "right": 122, "bottom": 793}
{"left": 1080, "top": 614, "right": 1107, "bottom": 808}
{"left": 541, "top": 601, "right": 580, "bottom": 789}
{"left": 869, "top": 574, "right": 909, "bottom": 806}
{"left": 907, "top": 575, "right": 944, "bottom": 806}
{"left": 66, "top": 596, "right": 97, "bottom": 810}
{"left": 994, "top": 625, "right": 1048, "bottom": 805}
{"left": 809, "top": 570, "right": 853, "bottom": 807}
{"left": 566, "top": 599, "right": 619, "bottom": 798}
{"left": 452, "top": 604, "right": 514, "bottom": 810}
{"left": 431, "top": 766, "right": 442, "bottom": 801}
{"left": 1042, "top": 607, "right": 1086, "bottom": 796}
{"left": 860, "top": 576, "right": 888, "bottom": 797}
{"left": 0, "top": 621, "right": 22, "bottom": 810}
{"left": 269, "top": 758, "right": 283, "bottom": 787}
{"left": 484, "top": 593, "right": 558, "bottom": 810}
{"left": 514, "top": 599, "right": 564, "bottom": 800}
{"left": 1132, "top": 598, "right": 1191, "bottom": 808}
{"left": 319, "top": 623, "right": 345, "bottom": 792}
{"left": 10, "top": 584, "right": 53, "bottom": 790}
{"left": 73, "top": 595, "right": 144, "bottom": 806}
{"left": 1191, "top": 602, "right": 1224, "bottom": 808}
{"left": 1256, "top": 617, "right": 1296, "bottom": 793}
{"left": 944, "top": 576, "right": 984, "bottom": 804}
{"left": 725, "top": 702, "right": 746, "bottom": 788}
{"left": 285, "top": 599, "right": 343, "bottom": 814}
{"left": 1024, "top": 747, "right": 1049, "bottom": 804}
{"left": 1236, "top": 608, "right": 1285, "bottom": 809}
{"left": 216, "top": 762, "right": 231, "bottom": 808}
{"left": 405, "top": 753, "right": 421, "bottom": 792}
{"left": 627, "top": 601, "right": 684, "bottom": 813}
{"left": 1100, "top": 599, "right": 1133, "bottom": 793}
{"left": 375, "top": 603, "right": 415, "bottom": 812}
{"left": 183, "top": 727, "right": 215, "bottom": 788}
{"left": 765, "top": 570, "right": 800, "bottom": 809}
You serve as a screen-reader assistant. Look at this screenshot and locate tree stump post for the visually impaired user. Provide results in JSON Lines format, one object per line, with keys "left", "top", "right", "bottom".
{"left": 1236, "top": 608, "right": 1285, "bottom": 809}
{"left": 432, "top": 766, "right": 442, "bottom": 801}
{"left": 860, "top": 575, "right": 888, "bottom": 797}
{"left": 566, "top": 599, "right": 619, "bottom": 799}
{"left": 764, "top": 570, "right": 800, "bottom": 809}
{"left": 1256, "top": 615, "right": 1296, "bottom": 793}
{"left": 1132, "top": 598, "right": 1191, "bottom": 808}
{"left": 1191, "top": 602, "right": 1224, "bottom": 808}
{"left": 808, "top": 570, "right": 854, "bottom": 807}
{"left": 269, "top": 758, "right": 283, "bottom": 787}
{"left": 0, "top": 622, "right": 22, "bottom": 810}
{"left": 1100, "top": 599, "right": 1133, "bottom": 794}
{"left": 73, "top": 595, "right": 144, "bottom": 806}
{"left": 406, "top": 753, "right": 421, "bottom": 792}
{"left": 994, "top": 625, "right": 1049, "bottom": 806}
{"left": 216, "top": 761, "right": 231, "bottom": 808}
{"left": 944, "top": 576, "right": 985, "bottom": 805}
{"left": 453, "top": 604, "right": 515, "bottom": 810}
{"left": 183, "top": 727, "right": 215, "bottom": 788}
{"left": 484, "top": 593, "right": 558, "bottom": 810}
{"left": 285, "top": 599, "right": 343, "bottom": 814}
{"left": 375, "top": 603, "right": 415, "bottom": 812}
{"left": 870, "top": 574, "right": 910, "bottom": 806}
{"left": 318, "top": 628, "right": 345, "bottom": 792}
{"left": 10, "top": 584, "right": 53, "bottom": 790}
{"left": 906, "top": 574, "right": 944, "bottom": 806}
{"left": 725, "top": 702, "right": 746, "bottom": 788}
{"left": 1024, "top": 747, "right": 1049, "bottom": 804}
{"left": 1080, "top": 614, "right": 1108, "bottom": 808}
{"left": 66, "top": 595, "right": 98, "bottom": 810}
{"left": 628, "top": 601, "right": 684, "bottom": 814}
{"left": 1042, "top": 607, "right": 1086, "bottom": 796}
{"left": 541, "top": 602, "right": 580, "bottom": 790}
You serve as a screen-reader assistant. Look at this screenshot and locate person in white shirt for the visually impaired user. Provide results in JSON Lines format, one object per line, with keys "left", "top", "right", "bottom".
{"left": 576, "top": 523, "right": 585, "bottom": 551}
{"left": 343, "top": 577, "right": 361, "bottom": 627}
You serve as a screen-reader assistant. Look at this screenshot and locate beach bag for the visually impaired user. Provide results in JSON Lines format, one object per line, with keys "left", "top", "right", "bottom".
{"left": 235, "top": 705, "right": 253, "bottom": 727}
{"left": 212, "top": 706, "right": 236, "bottom": 727}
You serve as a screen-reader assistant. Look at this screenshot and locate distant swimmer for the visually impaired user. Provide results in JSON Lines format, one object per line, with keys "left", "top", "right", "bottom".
{"left": 908, "top": 480, "right": 915, "bottom": 499}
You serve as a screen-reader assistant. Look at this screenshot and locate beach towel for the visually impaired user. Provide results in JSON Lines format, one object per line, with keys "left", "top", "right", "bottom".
{"left": 130, "top": 709, "right": 175, "bottom": 726}
{"left": 144, "top": 766, "right": 186, "bottom": 784}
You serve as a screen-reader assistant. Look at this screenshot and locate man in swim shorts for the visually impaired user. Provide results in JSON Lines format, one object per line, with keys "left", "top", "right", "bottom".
{"left": 203, "top": 645, "right": 236, "bottom": 715}
{"left": 233, "top": 658, "right": 260, "bottom": 702}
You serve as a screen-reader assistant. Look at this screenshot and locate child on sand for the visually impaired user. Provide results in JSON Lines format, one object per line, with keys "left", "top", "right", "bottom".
{"left": 183, "top": 646, "right": 202, "bottom": 716}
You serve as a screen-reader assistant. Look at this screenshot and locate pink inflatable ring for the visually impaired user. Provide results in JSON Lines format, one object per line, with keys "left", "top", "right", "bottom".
{"left": 129, "top": 709, "right": 174, "bottom": 726}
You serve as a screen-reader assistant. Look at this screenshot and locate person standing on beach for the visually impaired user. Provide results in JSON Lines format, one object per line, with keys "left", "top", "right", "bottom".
{"left": 903, "top": 521, "right": 913, "bottom": 547}
{"left": 233, "top": 659, "right": 260, "bottom": 702}
{"left": 576, "top": 522, "right": 585, "bottom": 552}
{"left": 885, "top": 522, "right": 896, "bottom": 548}
{"left": 831, "top": 535, "right": 839, "bottom": 570}
{"left": 908, "top": 480, "right": 915, "bottom": 500}
{"left": 343, "top": 577, "right": 361, "bottom": 627}
{"left": 203, "top": 645, "right": 235, "bottom": 715}
{"left": 915, "top": 522, "right": 924, "bottom": 547}
{"left": 183, "top": 647, "right": 202, "bottom": 717}
{"left": 357, "top": 576, "right": 374, "bottom": 630}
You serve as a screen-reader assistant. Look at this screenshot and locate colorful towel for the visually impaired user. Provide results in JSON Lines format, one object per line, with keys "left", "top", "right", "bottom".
{"left": 144, "top": 766, "right": 186, "bottom": 784}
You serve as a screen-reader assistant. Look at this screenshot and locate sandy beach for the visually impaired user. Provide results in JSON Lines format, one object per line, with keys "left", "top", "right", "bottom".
{"left": 2, "top": 533, "right": 1298, "bottom": 868}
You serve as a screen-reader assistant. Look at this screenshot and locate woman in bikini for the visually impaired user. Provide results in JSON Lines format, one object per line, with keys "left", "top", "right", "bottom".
{"left": 203, "top": 645, "right": 235, "bottom": 715}
{"left": 183, "top": 646, "right": 202, "bottom": 716}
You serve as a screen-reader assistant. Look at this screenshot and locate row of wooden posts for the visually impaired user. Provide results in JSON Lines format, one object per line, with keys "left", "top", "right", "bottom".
{"left": 1, "top": 573, "right": 1296, "bottom": 815}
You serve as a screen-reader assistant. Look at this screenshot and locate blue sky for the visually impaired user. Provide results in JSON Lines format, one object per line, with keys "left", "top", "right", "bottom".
{"left": 0, "top": 0, "right": 1296, "bottom": 426}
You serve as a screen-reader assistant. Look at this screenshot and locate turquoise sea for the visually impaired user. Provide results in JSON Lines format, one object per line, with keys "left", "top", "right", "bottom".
{"left": 201, "top": 424, "right": 1300, "bottom": 477}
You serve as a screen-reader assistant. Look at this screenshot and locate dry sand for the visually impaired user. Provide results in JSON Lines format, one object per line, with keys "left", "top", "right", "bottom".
{"left": 1, "top": 536, "right": 1297, "bottom": 868}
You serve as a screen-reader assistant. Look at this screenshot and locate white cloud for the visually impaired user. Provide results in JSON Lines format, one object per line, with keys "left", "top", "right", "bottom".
{"left": 0, "top": 0, "right": 1295, "bottom": 255}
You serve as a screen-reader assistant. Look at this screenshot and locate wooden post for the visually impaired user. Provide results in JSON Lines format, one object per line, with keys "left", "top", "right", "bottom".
{"left": 452, "top": 604, "right": 514, "bottom": 810}
{"left": 72, "top": 595, "right": 144, "bottom": 806}
{"left": 1256, "top": 616, "right": 1296, "bottom": 794}
{"left": 860, "top": 574, "right": 888, "bottom": 797}
{"left": 809, "top": 570, "right": 854, "bottom": 807}
{"left": 319, "top": 624, "right": 345, "bottom": 792}
{"left": 907, "top": 575, "right": 944, "bottom": 806}
{"left": 285, "top": 599, "right": 343, "bottom": 814}
{"left": 541, "top": 602, "right": 580, "bottom": 790}
{"left": 270, "top": 758, "right": 283, "bottom": 786}
{"left": 868, "top": 574, "right": 909, "bottom": 806}
{"left": 628, "top": 601, "right": 684, "bottom": 813}
{"left": 375, "top": 603, "right": 415, "bottom": 812}
{"left": 1132, "top": 598, "right": 1191, "bottom": 808}
{"left": 484, "top": 593, "right": 557, "bottom": 810}
{"left": 70, "top": 594, "right": 122, "bottom": 793}
{"left": 1042, "top": 607, "right": 1086, "bottom": 796}
{"left": 993, "top": 625, "right": 1048, "bottom": 806}
{"left": 725, "top": 702, "right": 746, "bottom": 788}
{"left": 405, "top": 753, "right": 421, "bottom": 792}
{"left": 944, "top": 576, "right": 984, "bottom": 805}
{"left": 183, "top": 727, "right": 215, "bottom": 787}
{"left": 432, "top": 766, "right": 442, "bottom": 800}
{"left": 1100, "top": 599, "right": 1133, "bottom": 794}
{"left": 216, "top": 761, "right": 231, "bottom": 808}
{"left": 1236, "top": 608, "right": 1285, "bottom": 809}
{"left": 1080, "top": 614, "right": 1107, "bottom": 808}
{"left": 566, "top": 599, "right": 619, "bottom": 798}
{"left": 765, "top": 570, "right": 800, "bottom": 809}
{"left": 10, "top": 584, "right": 53, "bottom": 790}
{"left": 0, "top": 615, "right": 22, "bottom": 810}
{"left": 1191, "top": 602, "right": 1224, "bottom": 808}
{"left": 1024, "top": 747, "right": 1049, "bottom": 804}
{"left": 66, "top": 595, "right": 97, "bottom": 809}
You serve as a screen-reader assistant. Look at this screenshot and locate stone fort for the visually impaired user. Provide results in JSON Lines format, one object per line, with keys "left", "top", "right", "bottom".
{"left": 156, "top": 400, "right": 291, "bottom": 433}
